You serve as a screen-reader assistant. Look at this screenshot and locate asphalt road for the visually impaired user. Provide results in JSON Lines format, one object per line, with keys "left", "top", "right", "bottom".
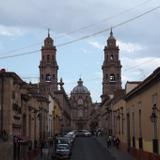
{"left": 70, "top": 137, "right": 116, "bottom": 160}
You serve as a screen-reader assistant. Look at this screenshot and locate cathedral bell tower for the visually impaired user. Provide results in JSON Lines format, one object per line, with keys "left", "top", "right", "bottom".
{"left": 101, "top": 29, "right": 122, "bottom": 101}
{"left": 39, "top": 30, "right": 58, "bottom": 96}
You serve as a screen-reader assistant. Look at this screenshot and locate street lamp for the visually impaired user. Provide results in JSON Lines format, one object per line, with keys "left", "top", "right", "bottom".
{"left": 150, "top": 104, "right": 159, "bottom": 153}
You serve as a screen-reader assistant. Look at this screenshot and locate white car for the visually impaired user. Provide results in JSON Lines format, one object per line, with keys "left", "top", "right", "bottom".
{"left": 56, "top": 143, "right": 71, "bottom": 159}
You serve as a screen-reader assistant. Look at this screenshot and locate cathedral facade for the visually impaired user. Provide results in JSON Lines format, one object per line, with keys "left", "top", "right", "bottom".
{"left": 38, "top": 29, "right": 122, "bottom": 132}
{"left": 70, "top": 78, "right": 93, "bottom": 130}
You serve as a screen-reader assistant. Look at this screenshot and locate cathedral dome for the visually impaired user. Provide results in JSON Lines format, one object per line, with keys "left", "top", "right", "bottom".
{"left": 71, "top": 78, "right": 90, "bottom": 94}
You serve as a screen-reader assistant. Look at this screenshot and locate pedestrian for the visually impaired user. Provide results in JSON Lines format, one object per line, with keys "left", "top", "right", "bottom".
{"left": 42, "top": 141, "right": 49, "bottom": 160}
{"left": 115, "top": 137, "right": 120, "bottom": 149}
{"left": 112, "top": 136, "right": 116, "bottom": 146}
{"left": 107, "top": 135, "right": 112, "bottom": 148}
{"left": 40, "top": 141, "right": 44, "bottom": 157}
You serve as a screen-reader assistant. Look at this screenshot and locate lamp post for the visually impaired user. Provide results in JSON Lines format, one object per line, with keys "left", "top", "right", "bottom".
{"left": 150, "top": 104, "right": 159, "bottom": 153}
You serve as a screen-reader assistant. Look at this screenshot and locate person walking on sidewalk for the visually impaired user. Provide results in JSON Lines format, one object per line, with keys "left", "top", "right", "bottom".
{"left": 41, "top": 141, "right": 49, "bottom": 160}
{"left": 115, "top": 137, "right": 120, "bottom": 149}
{"left": 107, "top": 135, "right": 112, "bottom": 148}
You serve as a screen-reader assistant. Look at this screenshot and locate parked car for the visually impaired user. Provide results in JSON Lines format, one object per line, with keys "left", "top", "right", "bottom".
{"left": 56, "top": 136, "right": 72, "bottom": 148}
{"left": 55, "top": 143, "right": 71, "bottom": 159}
{"left": 83, "top": 130, "right": 92, "bottom": 137}
{"left": 76, "top": 130, "right": 85, "bottom": 137}
{"left": 76, "top": 130, "right": 92, "bottom": 137}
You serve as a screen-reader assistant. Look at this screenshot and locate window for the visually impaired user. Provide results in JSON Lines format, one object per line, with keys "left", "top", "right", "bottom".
{"left": 122, "top": 112, "right": 124, "bottom": 134}
{"left": 110, "top": 74, "right": 115, "bottom": 81}
{"left": 138, "top": 109, "right": 143, "bottom": 150}
{"left": 46, "top": 74, "right": 51, "bottom": 81}
{"left": 132, "top": 112, "right": 136, "bottom": 147}
{"left": 139, "top": 109, "right": 142, "bottom": 137}
{"left": 132, "top": 112, "right": 135, "bottom": 136}
{"left": 78, "top": 99, "right": 83, "bottom": 105}
{"left": 152, "top": 94, "right": 157, "bottom": 106}
{"left": 110, "top": 55, "right": 114, "bottom": 61}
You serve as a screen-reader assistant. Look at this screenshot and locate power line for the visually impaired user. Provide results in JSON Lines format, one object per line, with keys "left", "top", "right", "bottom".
{"left": 0, "top": 0, "right": 153, "bottom": 55}
{"left": 55, "top": 0, "right": 153, "bottom": 39}
{"left": 0, "top": 49, "right": 40, "bottom": 59}
{"left": 57, "top": 5, "right": 160, "bottom": 47}
{"left": 1, "top": 42, "right": 42, "bottom": 55}
{"left": 0, "top": 5, "right": 159, "bottom": 59}
{"left": 124, "top": 58, "right": 157, "bottom": 72}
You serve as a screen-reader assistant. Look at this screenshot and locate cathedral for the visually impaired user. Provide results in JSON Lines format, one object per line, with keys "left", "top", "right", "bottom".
{"left": 38, "top": 29, "right": 122, "bottom": 131}
{"left": 70, "top": 78, "right": 93, "bottom": 130}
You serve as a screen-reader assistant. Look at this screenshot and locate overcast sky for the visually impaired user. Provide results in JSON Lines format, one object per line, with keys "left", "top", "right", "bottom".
{"left": 0, "top": 0, "right": 160, "bottom": 102}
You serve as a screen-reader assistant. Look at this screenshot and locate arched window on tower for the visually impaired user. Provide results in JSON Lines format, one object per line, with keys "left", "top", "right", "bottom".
{"left": 110, "top": 54, "right": 114, "bottom": 61}
{"left": 46, "top": 74, "right": 51, "bottom": 82}
{"left": 110, "top": 74, "right": 116, "bottom": 82}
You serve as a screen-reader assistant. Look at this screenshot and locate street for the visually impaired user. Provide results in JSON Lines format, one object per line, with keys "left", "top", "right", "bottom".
{"left": 70, "top": 137, "right": 115, "bottom": 160}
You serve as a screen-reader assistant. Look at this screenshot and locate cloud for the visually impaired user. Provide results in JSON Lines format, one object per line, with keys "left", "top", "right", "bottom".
{"left": 0, "top": 25, "right": 25, "bottom": 36}
{"left": 117, "top": 40, "right": 144, "bottom": 54}
{"left": 122, "top": 56, "right": 160, "bottom": 83}
{"left": 88, "top": 41, "right": 103, "bottom": 49}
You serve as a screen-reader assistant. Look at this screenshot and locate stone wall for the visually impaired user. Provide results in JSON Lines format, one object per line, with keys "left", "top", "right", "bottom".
{"left": 0, "top": 141, "right": 13, "bottom": 160}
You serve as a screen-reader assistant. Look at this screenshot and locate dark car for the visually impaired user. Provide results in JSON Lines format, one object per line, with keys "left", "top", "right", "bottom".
{"left": 55, "top": 143, "right": 71, "bottom": 159}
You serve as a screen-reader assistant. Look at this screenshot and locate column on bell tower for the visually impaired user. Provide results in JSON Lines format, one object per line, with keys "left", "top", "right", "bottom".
{"left": 101, "top": 29, "right": 122, "bottom": 101}
{"left": 39, "top": 30, "right": 59, "bottom": 96}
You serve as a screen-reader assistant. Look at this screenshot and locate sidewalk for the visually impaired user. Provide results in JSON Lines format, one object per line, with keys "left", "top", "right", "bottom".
{"left": 95, "top": 136, "right": 135, "bottom": 160}
{"left": 34, "top": 143, "right": 55, "bottom": 160}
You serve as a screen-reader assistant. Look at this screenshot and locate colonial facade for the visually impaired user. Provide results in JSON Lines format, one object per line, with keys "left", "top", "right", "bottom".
{"left": 54, "top": 80, "right": 71, "bottom": 133}
{"left": 98, "top": 31, "right": 160, "bottom": 159}
{"left": 0, "top": 70, "right": 49, "bottom": 160}
{"left": 48, "top": 94, "right": 62, "bottom": 137}
{"left": 100, "top": 65, "right": 160, "bottom": 160}
{"left": 124, "top": 67, "right": 160, "bottom": 159}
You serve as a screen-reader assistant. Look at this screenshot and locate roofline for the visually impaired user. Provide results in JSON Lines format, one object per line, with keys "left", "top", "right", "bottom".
{"left": 125, "top": 67, "right": 160, "bottom": 100}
